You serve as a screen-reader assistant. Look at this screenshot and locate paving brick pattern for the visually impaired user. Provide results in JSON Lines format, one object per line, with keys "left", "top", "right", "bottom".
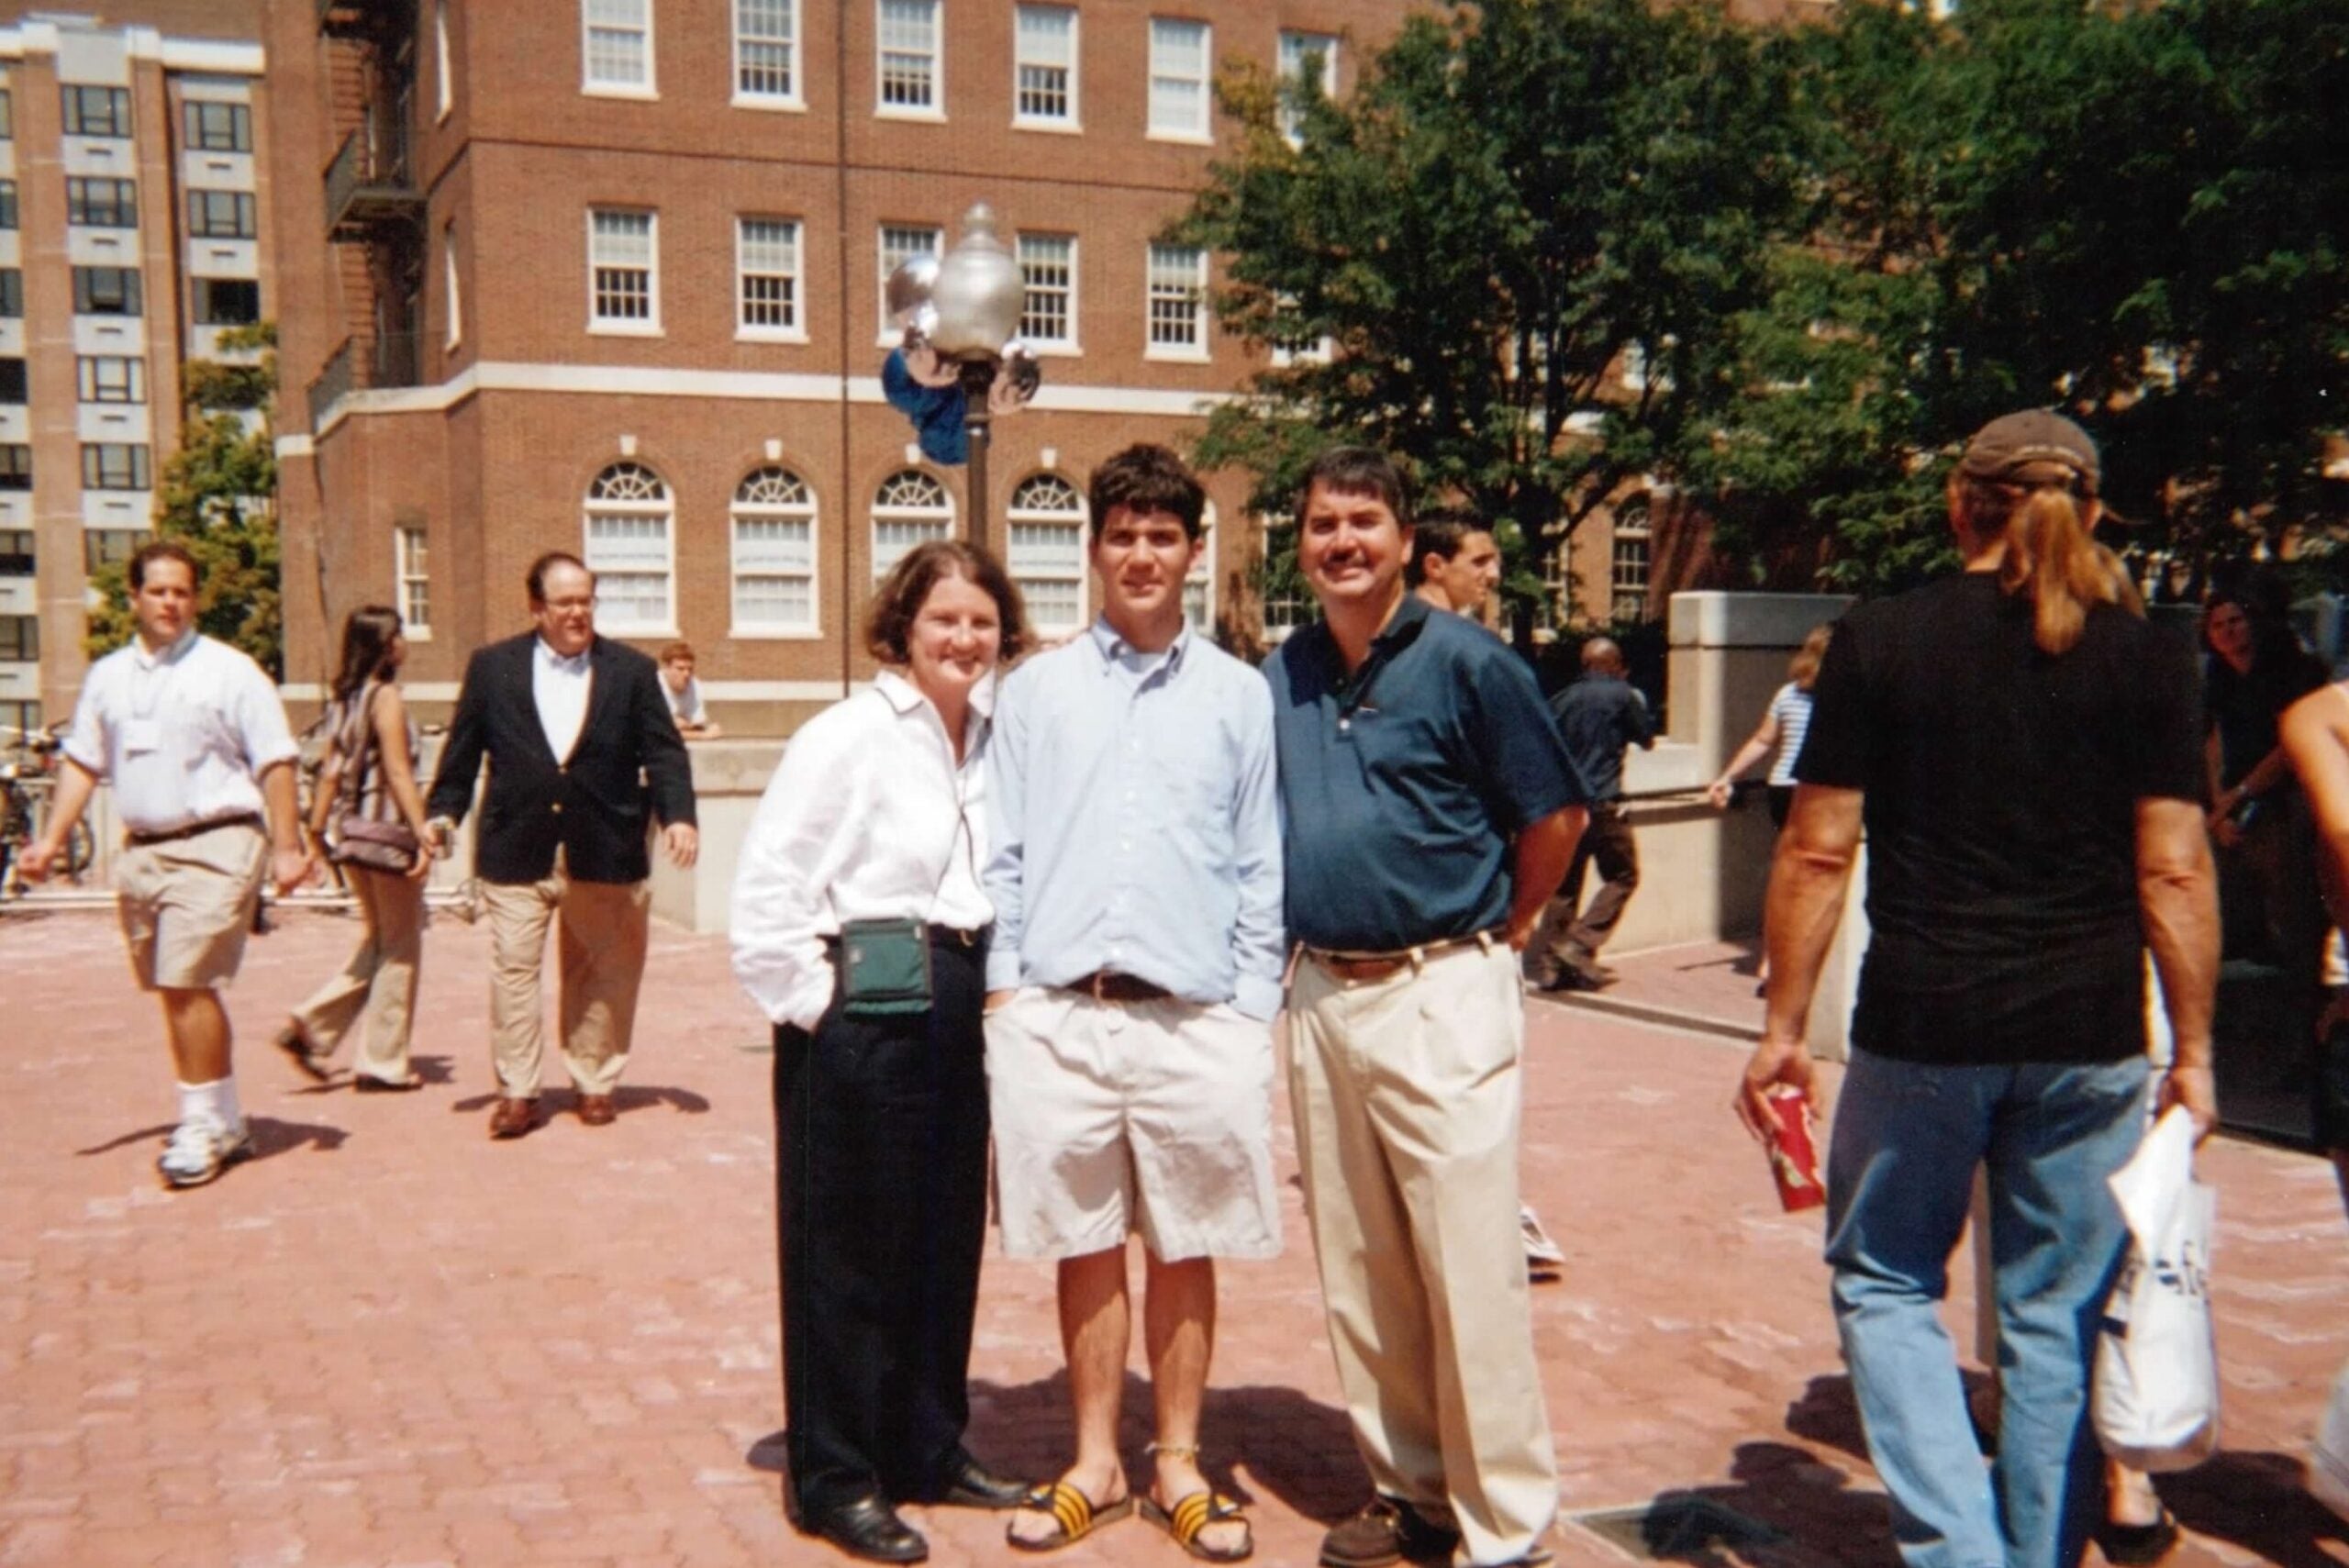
{"left": 1, "top": 912, "right": 2343, "bottom": 1567}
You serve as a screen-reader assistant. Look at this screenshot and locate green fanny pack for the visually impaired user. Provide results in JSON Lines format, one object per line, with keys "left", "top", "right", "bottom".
{"left": 839, "top": 917, "right": 934, "bottom": 1017}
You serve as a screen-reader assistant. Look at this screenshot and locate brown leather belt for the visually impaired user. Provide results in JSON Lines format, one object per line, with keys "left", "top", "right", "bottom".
{"left": 1063, "top": 971, "right": 1174, "bottom": 1005}
{"left": 126, "top": 811, "right": 264, "bottom": 848}
{"left": 1304, "top": 929, "right": 1500, "bottom": 984}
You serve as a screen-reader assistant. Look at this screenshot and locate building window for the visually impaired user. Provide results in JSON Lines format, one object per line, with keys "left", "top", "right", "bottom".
{"left": 1014, "top": 5, "right": 1077, "bottom": 128}
{"left": 1146, "top": 243, "right": 1207, "bottom": 358}
{"left": 871, "top": 468, "right": 952, "bottom": 584}
{"left": 0, "top": 616, "right": 38, "bottom": 662}
{"left": 82, "top": 444, "right": 151, "bottom": 492}
{"left": 583, "top": 462, "right": 674, "bottom": 632}
{"left": 0, "top": 91, "right": 12, "bottom": 140}
{"left": 0, "top": 529, "right": 32, "bottom": 574}
{"left": 877, "top": 223, "right": 941, "bottom": 338}
{"left": 183, "top": 100, "right": 250, "bottom": 151}
{"left": 85, "top": 528, "right": 150, "bottom": 574}
{"left": 61, "top": 85, "right": 132, "bottom": 139}
{"left": 1147, "top": 17, "right": 1210, "bottom": 140}
{"left": 1008, "top": 473, "right": 1085, "bottom": 631}
{"left": 0, "top": 447, "right": 28, "bottom": 490}
{"left": 1278, "top": 30, "right": 1338, "bottom": 146}
{"left": 443, "top": 224, "right": 462, "bottom": 348}
{"left": 1609, "top": 502, "right": 1652, "bottom": 623}
{"left": 435, "top": 0, "right": 454, "bottom": 118}
{"left": 0, "top": 360, "right": 24, "bottom": 403}
{"left": 395, "top": 526, "right": 431, "bottom": 635}
{"left": 736, "top": 0, "right": 800, "bottom": 102}
{"left": 66, "top": 177, "right": 138, "bottom": 228}
{"left": 186, "top": 190, "right": 257, "bottom": 239}
{"left": 587, "top": 208, "right": 658, "bottom": 331}
{"left": 876, "top": 0, "right": 941, "bottom": 115}
{"left": 1017, "top": 233, "right": 1075, "bottom": 349}
{"left": 0, "top": 701, "right": 38, "bottom": 738}
{"left": 77, "top": 357, "right": 144, "bottom": 404}
{"left": 73, "top": 267, "right": 143, "bottom": 317}
{"left": 0, "top": 271, "right": 18, "bottom": 318}
{"left": 0, "top": 182, "right": 15, "bottom": 231}
{"left": 738, "top": 217, "right": 803, "bottom": 337}
{"left": 584, "top": 0, "right": 655, "bottom": 94}
{"left": 191, "top": 278, "right": 259, "bottom": 326}
{"left": 1185, "top": 506, "right": 1217, "bottom": 632}
{"left": 731, "top": 466, "right": 818, "bottom": 631}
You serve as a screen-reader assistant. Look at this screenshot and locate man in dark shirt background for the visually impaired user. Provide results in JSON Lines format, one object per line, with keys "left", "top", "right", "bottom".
{"left": 1529, "top": 637, "right": 1656, "bottom": 991}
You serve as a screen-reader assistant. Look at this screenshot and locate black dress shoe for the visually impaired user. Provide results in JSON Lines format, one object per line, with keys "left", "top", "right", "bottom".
{"left": 808, "top": 1495, "right": 929, "bottom": 1564}
{"left": 935, "top": 1454, "right": 1033, "bottom": 1510}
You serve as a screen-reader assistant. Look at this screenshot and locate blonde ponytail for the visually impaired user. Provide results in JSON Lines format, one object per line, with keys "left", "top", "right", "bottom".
{"left": 1967, "top": 481, "right": 2139, "bottom": 655}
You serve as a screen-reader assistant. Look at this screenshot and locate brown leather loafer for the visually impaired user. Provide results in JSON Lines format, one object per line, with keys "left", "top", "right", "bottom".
{"left": 488, "top": 1097, "right": 538, "bottom": 1139}
{"left": 576, "top": 1094, "right": 617, "bottom": 1127}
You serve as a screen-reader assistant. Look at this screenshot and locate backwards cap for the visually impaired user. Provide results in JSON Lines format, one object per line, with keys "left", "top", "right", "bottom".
{"left": 1958, "top": 410, "right": 2100, "bottom": 498}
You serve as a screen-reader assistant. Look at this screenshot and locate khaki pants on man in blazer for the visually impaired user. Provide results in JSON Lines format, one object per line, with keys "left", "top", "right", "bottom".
{"left": 481, "top": 858, "right": 650, "bottom": 1101}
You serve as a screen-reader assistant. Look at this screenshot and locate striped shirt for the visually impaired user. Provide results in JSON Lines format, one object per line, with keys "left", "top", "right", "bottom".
{"left": 1766, "top": 682, "right": 1813, "bottom": 787}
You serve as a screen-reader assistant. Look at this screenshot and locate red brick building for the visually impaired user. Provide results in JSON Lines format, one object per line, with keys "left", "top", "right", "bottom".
{"left": 0, "top": 3, "right": 271, "bottom": 737}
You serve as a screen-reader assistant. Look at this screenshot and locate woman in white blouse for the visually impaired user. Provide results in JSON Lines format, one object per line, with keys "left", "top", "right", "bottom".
{"left": 730, "top": 540, "right": 1034, "bottom": 1564}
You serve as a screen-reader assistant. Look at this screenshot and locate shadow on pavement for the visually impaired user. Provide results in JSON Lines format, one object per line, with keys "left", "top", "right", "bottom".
{"left": 1573, "top": 1442, "right": 1893, "bottom": 1568}
{"left": 447, "top": 1084, "right": 712, "bottom": 1116}
{"left": 2160, "top": 1449, "right": 2349, "bottom": 1568}
{"left": 74, "top": 1115, "right": 349, "bottom": 1161}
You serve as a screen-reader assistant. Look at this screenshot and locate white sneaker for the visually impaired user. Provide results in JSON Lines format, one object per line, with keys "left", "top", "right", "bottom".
{"left": 1520, "top": 1202, "right": 1564, "bottom": 1268}
{"left": 158, "top": 1116, "right": 254, "bottom": 1189}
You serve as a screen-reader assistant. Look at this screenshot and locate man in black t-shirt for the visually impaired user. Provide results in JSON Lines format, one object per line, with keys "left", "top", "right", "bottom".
{"left": 1735, "top": 411, "right": 2218, "bottom": 1568}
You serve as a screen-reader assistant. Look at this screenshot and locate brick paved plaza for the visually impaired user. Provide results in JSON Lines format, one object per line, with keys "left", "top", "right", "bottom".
{"left": 2, "top": 909, "right": 2345, "bottom": 1567}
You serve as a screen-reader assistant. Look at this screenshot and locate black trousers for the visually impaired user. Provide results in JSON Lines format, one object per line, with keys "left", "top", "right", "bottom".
{"left": 1526, "top": 800, "right": 1641, "bottom": 982}
{"left": 774, "top": 933, "right": 991, "bottom": 1518}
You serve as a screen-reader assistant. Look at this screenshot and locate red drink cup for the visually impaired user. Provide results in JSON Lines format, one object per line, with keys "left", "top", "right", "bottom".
{"left": 1764, "top": 1085, "right": 1825, "bottom": 1212}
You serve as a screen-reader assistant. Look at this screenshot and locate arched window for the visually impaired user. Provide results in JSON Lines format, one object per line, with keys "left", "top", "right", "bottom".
{"left": 731, "top": 465, "right": 818, "bottom": 633}
{"left": 1183, "top": 502, "right": 1217, "bottom": 634}
{"left": 583, "top": 460, "right": 673, "bottom": 633}
{"left": 870, "top": 468, "right": 952, "bottom": 584}
{"left": 1008, "top": 473, "right": 1085, "bottom": 632}
{"left": 1609, "top": 496, "right": 1652, "bottom": 624}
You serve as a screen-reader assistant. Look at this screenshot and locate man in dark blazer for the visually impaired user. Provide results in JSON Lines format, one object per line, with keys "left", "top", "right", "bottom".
{"left": 426, "top": 551, "right": 698, "bottom": 1140}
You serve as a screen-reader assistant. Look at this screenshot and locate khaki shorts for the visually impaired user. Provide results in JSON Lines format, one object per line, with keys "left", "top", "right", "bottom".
{"left": 117, "top": 823, "right": 268, "bottom": 992}
{"left": 985, "top": 986, "right": 1282, "bottom": 1263}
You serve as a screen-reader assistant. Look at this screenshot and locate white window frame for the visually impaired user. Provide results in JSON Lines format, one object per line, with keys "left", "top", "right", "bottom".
{"left": 730, "top": 466, "right": 821, "bottom": 637}
{"left": 1184, "top": 504, "right": 1217, "bottom": 634}
{"left": 875, "top": 0, "right": 943, "bottom": 121}
{"left": 876, "top": 223, "right": 942, "bottom": 344}
{"left": 1008, "top": 473, "right": 1086, "bottom": 633}
{"left": 442, "top": 223, "right": 462, "bottom": 349}
{"left": 583, "top": 462, "right": 677, "bottom": 636}
{"left": 1012, "top": 4, "right": 1079, "bottom": 131}
{"left": 734, "top": 0, "right": 804, "bottom": 109}
{"left": 435, "top": 0, "right": 454, "bottom": 119}
{"left": 395, "top": 525, "right": 433, "bottom": 640}
{"left": 1146, "top": 17, "right": 1211, "bottom": 143}
{"left": 586, "top": 207, "right": 661, "bottom": 336}
{"left": 1145, "top": 242, "right": 1209, "bottom": 362}
{"left": 1017, "top": 232, "right": 1077, "bottom": 354}
{"left": 1277, "top": 30, "right": 1338, "bottom": 147}
{"left": 737, "top": 217, "right": 807, "bottom": 342}
{"left": 75, "top": 355, "right": 146, "bottom": 405}
{"left": 870, "top": 468, "right": 955, "bottom": 585}
{"left": 1609, "top": 502, "right": 1652, "bottom": 624}
{"left": 582, "top": 0, "right": 657, "bottom": 99}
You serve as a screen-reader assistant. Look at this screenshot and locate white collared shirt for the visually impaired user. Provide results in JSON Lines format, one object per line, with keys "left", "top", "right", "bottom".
{"left": 729, "top": 669, "right": 996, "bottom": 1029}
{"left": 533, "top": 637, "right": 593, "bottom": 762}
{"left": 63, "top": 631, "right": 298, "bottom": 834}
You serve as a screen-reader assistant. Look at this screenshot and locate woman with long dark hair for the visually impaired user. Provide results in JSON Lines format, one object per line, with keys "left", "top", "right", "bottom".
{"left": 729, "top": 540, "right": 1034, "bottom": 1563}
{"left": 275, "top": 606, "right": 437, "bottom": 1090}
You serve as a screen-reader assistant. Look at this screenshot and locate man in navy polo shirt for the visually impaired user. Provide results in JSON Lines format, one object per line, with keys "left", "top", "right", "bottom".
{"left": 1265, "top": 447, "right": 1589, "bottom": 1568}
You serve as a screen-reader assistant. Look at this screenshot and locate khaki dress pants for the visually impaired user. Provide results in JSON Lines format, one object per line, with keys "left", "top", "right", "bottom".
{"left": 1288, "top": 940, "right": 1559, "bottom": 1566}
{"left": 290, "top": 862, "right": 424, "bottom": 1083}
{"left": 481, "top": 865, "right": 650, "bottom": 1100}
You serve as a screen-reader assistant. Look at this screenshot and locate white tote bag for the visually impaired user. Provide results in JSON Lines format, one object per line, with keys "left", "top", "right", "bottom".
{"left": 2093, "top": 1105, "right": 2220, "bottom": 1472}
{"left": 2310, "top": 1359, "right": 2349, "bottom": 1519}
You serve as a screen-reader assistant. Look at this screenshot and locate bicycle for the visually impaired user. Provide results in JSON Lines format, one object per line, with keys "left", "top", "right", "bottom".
{"left": 2, "top": 724, "right": 94, "bottom": 896}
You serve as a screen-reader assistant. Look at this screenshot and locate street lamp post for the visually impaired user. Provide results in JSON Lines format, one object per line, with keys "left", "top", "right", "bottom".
{"left": 907, "top": 204, "right": 1028, "bottom": 545}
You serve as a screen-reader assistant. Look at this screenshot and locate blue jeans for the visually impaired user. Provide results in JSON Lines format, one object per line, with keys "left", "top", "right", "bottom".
{"left": 1825, "top": 1049, "right": 2149, "bottom": 1568}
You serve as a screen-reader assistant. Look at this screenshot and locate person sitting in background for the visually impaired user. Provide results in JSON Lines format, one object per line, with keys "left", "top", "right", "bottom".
{"left": 659, "top": 641, "right": 723, "bottom": 739}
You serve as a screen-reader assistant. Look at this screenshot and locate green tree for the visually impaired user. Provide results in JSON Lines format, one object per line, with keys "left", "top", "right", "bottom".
{"left": 1174, "top": 0, "right": 1804, "bottom": 617}
{"left": 86, "top": 323, "right": 282, "bottom": 673}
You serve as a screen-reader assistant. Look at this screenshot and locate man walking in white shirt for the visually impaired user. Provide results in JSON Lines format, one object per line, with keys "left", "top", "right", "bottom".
{"left": 20, "top": 542, "right": 312, "bottom": 1187}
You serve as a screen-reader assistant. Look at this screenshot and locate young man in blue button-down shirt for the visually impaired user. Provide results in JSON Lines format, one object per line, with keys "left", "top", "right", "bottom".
{"left": 984, "top": 444, "right": 1285, "bottom": 1560}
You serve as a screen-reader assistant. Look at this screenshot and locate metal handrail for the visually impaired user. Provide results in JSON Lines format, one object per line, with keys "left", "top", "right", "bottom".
{"left": 307, "top": 336, "right": 354, "bottom": 428}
